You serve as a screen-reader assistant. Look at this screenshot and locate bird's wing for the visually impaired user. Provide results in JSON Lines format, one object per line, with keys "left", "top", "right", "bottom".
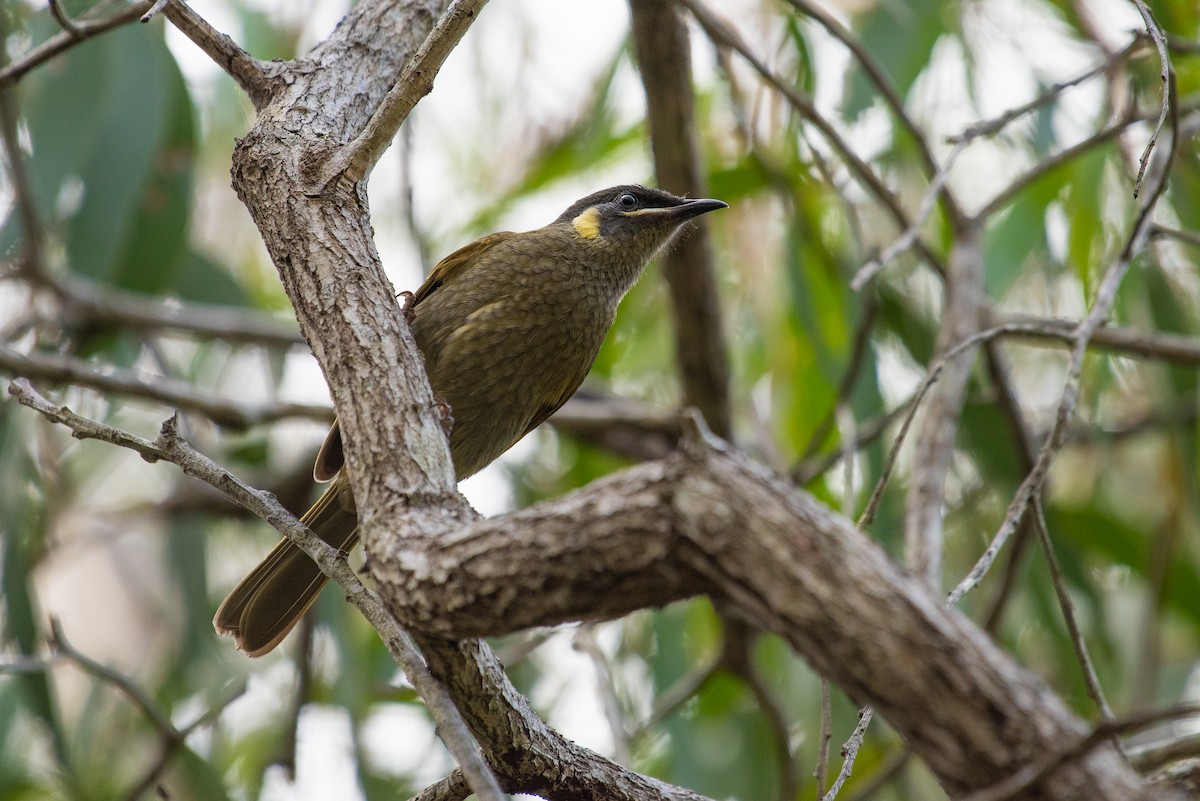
{"left": 314, "top": 232, "right": 515, "bottom": 480}
{"left": 413, "top": 232, "right": 513, "bottom": 305}
{"left": 523, "top": 371, "right": 589, "bottom": 437}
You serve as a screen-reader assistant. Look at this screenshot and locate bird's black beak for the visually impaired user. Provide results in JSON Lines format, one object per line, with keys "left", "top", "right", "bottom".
{"left": 670, "top": 197, "right": 729, "bottom": 221}
{"left": 620, "top": 197, "right": 729, "bottom": 223}
{"left": 676, "top": 195, "right": 729, "bottom": 217}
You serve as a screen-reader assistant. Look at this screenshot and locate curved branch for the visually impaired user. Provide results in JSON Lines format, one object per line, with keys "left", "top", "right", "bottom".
{"left": 0, "top": 2, "right": 152, "bottom": 89}
{"left": 147, "top": 0, "right": 277, "bottom": 108}
{"left": 375, "top": 424, "right": 1167, "bottom": 801}
{"left": 0, "top": 346, "right": 332, "bottom": 428}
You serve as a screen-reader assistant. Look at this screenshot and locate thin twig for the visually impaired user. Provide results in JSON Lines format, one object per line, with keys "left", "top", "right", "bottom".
{"left": 48, "top": 617, "right": 175, "bottom": 736}
{"left": 121, "top": 681, "right": 246, "bottom": 801}
{"left": 792, "top": 406, "right": 906, "bottom": 486}
{"left": 947, "top": 24, "right": 1176, "bottom": 607}
{"left": 140, "top": 0, "right": 169, "bottom": 22}
{"left": 958, "top": 703, "right": 1200, "bottom": 801}
{"left": 573, "top": 626, "right": 632, "bottom": 766}
{"left": 1129, "top": 731, "right": 1200, "bottom": 773}
{"left": 1129, "top": 0, "right": 1170, "bottom": 197}
{"left": 781, "top": 0, "right": 949, "bottom": 209}
{"left": 797, "top": 300, "right": 879, "bottom": 467}
{"left": 820, "top": 706, "right": 874, "bottom": 801}
{"left": 950, "top": 39, "right": 1143, "bottom": 144}
{"left": 851, "top": 141, "right": 967, "bottom": 291}
{"left": 9, "top": 379, "right": 504, "bottom": 801}
{"left": 148, "top": 0, "right": 276, "bottom": 109}
{"left": 974, "top": 109, "right": 1137, "bottom": 221}
{"left": 34, "top": 270, "right": 306, "bottom": 348}
{"left": 312, "top": 0, "right": 489, "bottom": 193}
{"left": 631, "top": 658, "right": 720, "bottom": 736}
{"left": 0, "top": 346, "right": 333, "bottom": 429}
{"left": 680, "top": 0, "right": 947, "bottom": 276}
{"left": 45, "top": 617, "right": 246, "bottom": 801}
{"left": 999, "top": 313, "right": 1200, "bottom": 366}
{"left": 1152, "top": 224, "right": 1200, "bottom": 248}
{"left": 47, "top": 0, "right": 84, "bottom": 37}
{"left": 0, "top": 2, "right": 152, "bottom": 89}
{"left": 857, "top": 323, "right": 1051, "bottom": 529}
{"left": 720, "top": 622, "right": 798, "bottom": 801}
{"left": 815, "top": 678, "right": 833, "bottom": 798}
{"left": 842, "top": 749, "right": 910, "bottom": 801}
{"left": 1029, "top": 500, "right": 1123, "bottom": 760}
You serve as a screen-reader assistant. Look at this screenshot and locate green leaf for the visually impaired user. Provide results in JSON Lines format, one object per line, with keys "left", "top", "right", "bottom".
{"left": 844, "top": 0, "right": 960, "bottom": 117}
{"left": 18, "top": 23, "right": 195, "bottom": 293}
{"left": 1048, "top": 504, "right": 1200, "bottom": 631}
{"left": 173, "top": 250, "right": 251, "bottom": 307}
{"left": 983, "top": 192, "right": 1051, "bottom": 298}
{"left": 0, "top": 409, "right": 68, "bottom": 766}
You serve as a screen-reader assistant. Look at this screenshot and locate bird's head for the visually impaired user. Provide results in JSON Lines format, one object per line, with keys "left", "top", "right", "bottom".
{"left": 554, "top": 185, "right": 727, "bottom": 273}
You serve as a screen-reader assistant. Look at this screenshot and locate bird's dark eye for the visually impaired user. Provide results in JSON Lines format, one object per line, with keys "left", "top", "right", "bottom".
{"left": 617, "top": 193, "right": 638, "bottom": 209}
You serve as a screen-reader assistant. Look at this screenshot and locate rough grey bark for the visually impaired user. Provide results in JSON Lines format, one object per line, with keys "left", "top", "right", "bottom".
{"left": 383, "top": 428, "right": 1159, "bottom": 801}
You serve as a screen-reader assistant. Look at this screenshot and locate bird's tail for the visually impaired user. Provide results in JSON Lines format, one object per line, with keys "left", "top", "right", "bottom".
{"left": 213, "top": 475, "right": 358, "bottom": 657}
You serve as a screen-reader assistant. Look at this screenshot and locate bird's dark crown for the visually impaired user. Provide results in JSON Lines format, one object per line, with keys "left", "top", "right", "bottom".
{"left": 554, "top": 185, "right": 696, "bottom": 227}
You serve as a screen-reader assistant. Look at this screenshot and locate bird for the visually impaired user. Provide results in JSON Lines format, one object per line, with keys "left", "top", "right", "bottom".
{"left": 214, "top": 185, "right": 728, "bottom": 656}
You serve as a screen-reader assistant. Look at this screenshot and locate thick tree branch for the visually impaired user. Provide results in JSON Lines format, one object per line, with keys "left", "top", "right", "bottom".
{"left": 379, "top": 424, "right": 1168, "bottom": 801}
{"left": 312, "top": 0, "right": 490, "bottom": 192}
{"left": 224, "top": 2, "right": 705, "bottom": 799}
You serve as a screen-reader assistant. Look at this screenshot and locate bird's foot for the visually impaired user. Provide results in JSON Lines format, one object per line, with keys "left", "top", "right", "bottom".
{"left": 398, "top": 290, "right": 416, "bottom": 324}
{"left": 434, "top": 395, "right": 454, "bottom": 437}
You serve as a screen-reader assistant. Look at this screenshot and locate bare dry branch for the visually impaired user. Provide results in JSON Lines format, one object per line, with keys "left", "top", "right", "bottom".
{"left": 312, "top": 0, "right": 490, "bottom": 192}
{"left": 0, "top": 2, "right": 152, "bottom": 89}
{"left": 949, "top": 50, "right": 1178, "bottom": 606}
{"left": 147, "top": 0, "right": 277, "bottom": 108}
{"left": 8, "top": 377, "right": 502, "bottom": 801}
{"left": 0, "top": 346, "right": 332, "bottom": 428}
{"left": 950, "top": 40, "right": 1143, "bottom": 144}
{"left": 36, "top": 271, "right": 305, "bottom": 348}
{"left": 1029, "top": 501, "right": 1122, "bottom": 757}
{"left": 1129, "top": 0, "right": 1171, "bottom": 197}
{"left": 904, "top": 224, "right": 984, "bottom": 588}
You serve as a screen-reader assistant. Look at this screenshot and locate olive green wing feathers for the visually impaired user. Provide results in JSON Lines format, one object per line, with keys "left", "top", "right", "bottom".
{"left": 313, "top": 232, "right": 515, "bottom": 481}
{"left": 413, "top": 232, "right": 513, "bottom": 305}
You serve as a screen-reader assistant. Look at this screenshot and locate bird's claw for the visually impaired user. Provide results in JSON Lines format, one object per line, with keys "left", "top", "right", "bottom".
{"left": 398, "top": 290, "right": 416, "bottom": 324}
{"left": 435, "top": 396, "right": 454, "bottom": 437}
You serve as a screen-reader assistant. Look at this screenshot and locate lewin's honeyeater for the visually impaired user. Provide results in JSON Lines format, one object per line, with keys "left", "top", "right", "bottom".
{"left": 214, "top": 185, "right": 728, "bottom": 656}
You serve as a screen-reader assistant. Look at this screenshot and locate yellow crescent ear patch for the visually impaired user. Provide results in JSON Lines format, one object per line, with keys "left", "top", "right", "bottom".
{"left": 572, "top": 207, "right": 601, "bottom": 239}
